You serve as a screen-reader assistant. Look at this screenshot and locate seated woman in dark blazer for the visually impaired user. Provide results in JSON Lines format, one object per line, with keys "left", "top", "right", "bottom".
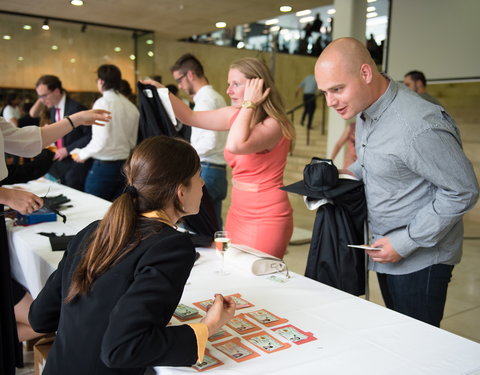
{"left": 29, "top": 135, "right": 236, "bottom": 375}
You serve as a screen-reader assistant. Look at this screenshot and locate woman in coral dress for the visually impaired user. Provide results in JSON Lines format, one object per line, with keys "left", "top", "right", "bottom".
{"left": 143, "top": 58, "right": 295, "bottom": 258}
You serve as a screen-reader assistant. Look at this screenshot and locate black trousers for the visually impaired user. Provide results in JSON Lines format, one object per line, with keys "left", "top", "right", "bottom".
{"left": 301, "top": 94, "right": 317, "bottom": 129}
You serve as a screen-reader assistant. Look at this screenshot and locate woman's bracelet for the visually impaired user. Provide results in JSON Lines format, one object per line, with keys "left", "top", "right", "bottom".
{"left": 65, "top": 116, "right": 76, "bottom": 129}
{"left": 241, "top": 100, "right": 257, "bottom": 110}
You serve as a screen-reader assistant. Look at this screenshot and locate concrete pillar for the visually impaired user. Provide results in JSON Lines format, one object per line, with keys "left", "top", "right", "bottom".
{"left": 325, "top": 0, "right": 366, "bottom": 168}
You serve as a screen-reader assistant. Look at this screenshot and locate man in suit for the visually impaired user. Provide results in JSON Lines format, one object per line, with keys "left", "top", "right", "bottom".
{"left": 33, "top": 75, "right": 92, "bottom": 190}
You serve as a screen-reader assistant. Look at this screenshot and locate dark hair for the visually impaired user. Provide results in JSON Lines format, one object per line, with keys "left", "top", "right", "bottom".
{"left": 405, "top": 70, "right": 427, "bottom": 87}
{"left": 65, "top": 136, "right": 200, "bottom": 303}
{"left": 6, "top": 92, "right": 20, "bottom": 106}
{"left": 35, "top": 75, "right": 64, "bottom": 92}
{"left": 166, "top": 84, "right": 179, "bottom": 96}
{"left": 170, "top": 53, "right": 205, "bottom": 78}
{"left": 97, "top": 64, "right": 122, "bottom": 91}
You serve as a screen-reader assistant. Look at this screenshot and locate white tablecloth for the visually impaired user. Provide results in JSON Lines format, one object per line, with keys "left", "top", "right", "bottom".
{"left": 7, "top": 179, "right": 110, "bottom": 297}
{"left": 6, "top": 180, "right": 480, "bottom": 375}
{"left": 154, "top": 248, "right": 480, "bottom": 375}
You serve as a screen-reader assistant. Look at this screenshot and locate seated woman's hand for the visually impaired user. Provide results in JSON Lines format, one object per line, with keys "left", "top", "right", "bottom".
{"left": 139, "top": 79, "right": 165, "bottom": 89}
{"left": 70, "top": 109, "right": 111, "bottom": 127}
{"left": 244, "top": 78, "right": 270, "bottom": 106}
{"left": 201, "top": 294, "right": 236, "bottom": 336}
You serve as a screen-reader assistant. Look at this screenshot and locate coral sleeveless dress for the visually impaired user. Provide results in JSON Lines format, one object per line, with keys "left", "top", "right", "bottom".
{"left": 224, "top": 114, "right": 293, "bottom": 259}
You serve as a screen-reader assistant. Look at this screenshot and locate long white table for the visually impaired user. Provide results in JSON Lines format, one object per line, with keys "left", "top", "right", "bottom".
{"left": 6, "top": 181, "right": 480, "bottom": 375}
{"left": 7, "top": 179, "right": 110, "bottom": 298}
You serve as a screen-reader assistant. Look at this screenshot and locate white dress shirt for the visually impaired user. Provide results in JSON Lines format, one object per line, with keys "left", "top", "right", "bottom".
{"left": 0, "top": 118, "right": 41, "bottom": 179}
{"left": 73, "top": 90, "right": 139, "bottom": 161}
{"left": 192, "top": 85, "right": 227, "bottom": 165}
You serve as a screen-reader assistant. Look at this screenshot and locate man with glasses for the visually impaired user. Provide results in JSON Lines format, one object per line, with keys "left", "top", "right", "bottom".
{"left": 170, "top": 54, "right": 228, "bottom": 227}
{"left": 30, "top": 75, "right": 92, "bottom": 191}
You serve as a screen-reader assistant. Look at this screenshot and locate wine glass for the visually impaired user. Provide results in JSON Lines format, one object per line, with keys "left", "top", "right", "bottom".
{"left": 214, "top": 231, "right": 231, "bottom": 276}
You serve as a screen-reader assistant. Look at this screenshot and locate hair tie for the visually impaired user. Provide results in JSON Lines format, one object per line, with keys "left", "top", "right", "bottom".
{"left": 124, "top": 185, "right": 137, "bottom": 197}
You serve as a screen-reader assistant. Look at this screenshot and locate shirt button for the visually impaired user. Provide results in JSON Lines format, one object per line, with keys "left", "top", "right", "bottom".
{"left": 362, "top": 144, "right": 366, "bottom": 147}
{"left": 361, "top": 164, "right": 365, "bottom": 168}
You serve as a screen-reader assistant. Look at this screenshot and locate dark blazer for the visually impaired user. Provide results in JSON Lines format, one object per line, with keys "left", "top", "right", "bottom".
{"left": 50, "top": 96, "right": 91, "bottom": 152}
{"left": 29, "top": 221, "right": 198, "bottom": 375}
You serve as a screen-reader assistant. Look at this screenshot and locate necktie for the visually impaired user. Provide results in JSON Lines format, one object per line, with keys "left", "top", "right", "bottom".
{"left": 55, "top": 107, "right": 63, "bottom": 149}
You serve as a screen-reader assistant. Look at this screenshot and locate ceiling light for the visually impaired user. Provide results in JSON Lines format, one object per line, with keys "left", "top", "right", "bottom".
{"left": 3, "top": 35, "right": 12, "bottom": 40}
{"left": 299, "top": 16, "right": 315, "bottom": 24}
{"left": 367, "top": 6, "right": 376, "bottom": 12}
{"left": 23, "top": 25, "right": 32, "bottom": 30}
{"left": 147, "top": 51, "right": 154, "bottom": 57}
{"left": 146, "top": 39, "right": 154, "bottom": 45}
{"left": 265, "top": 18, "right": 279, "bottom": 25}
{"left": 367, "top": 0, "right": 377, "bottom": 2}
{"left": 280, "top": 5, "right": 292, "bottom": 12}
{"left": 129, "top": 54, "right": 136, "bottom": 60}
{"left": 270, "top": 25, "right": 280, "bottom": 32}
{"left": 42, "top": 19, "right": 49, "bottom": 30}
{"left": 280, "top": 29, "right": 289, "bottom": 35}
{"left": 215, "top": 22, "right": 227, "bottom": 28}
{"left": 296, "top": 9, "right": 311, "bottom": 17}
{"left": 51, "top": 45, "right": 59, "bottom": 50}
{"left": 237, "top": 41, "right": 245, "bottom": 49}
{"left": 18, "top": 56, "right": 24, "bottom": 61}
{"left": 114, "top": 46, "right": 121, "bottom": 52}
{"left": 366, "top": 12, "right": 378, "bottom": 18}
{"left": 70, "top": 0, "right": 84, "bottom": 6}
{"left": 70, "top": 58, "right": 76, "bottom": 63}
{"left": 327, "top": 9, "right": 336, "bottom": 15}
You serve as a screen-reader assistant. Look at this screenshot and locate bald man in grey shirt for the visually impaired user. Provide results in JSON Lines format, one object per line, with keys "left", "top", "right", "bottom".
{"left": 315, "top": 38, "right": 478, "bottom": 327}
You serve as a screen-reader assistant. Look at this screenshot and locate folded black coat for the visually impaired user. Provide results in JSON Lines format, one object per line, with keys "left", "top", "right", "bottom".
{"left": 305, "top": 182, "right": 367, "bottom": 296}
{"left": 136, "top": 82, "right": 219, "bottom": 239}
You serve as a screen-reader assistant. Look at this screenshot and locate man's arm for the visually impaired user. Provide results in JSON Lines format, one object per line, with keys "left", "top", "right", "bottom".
{"left": 375, "top": 128, "right": 478, "bottom": 260}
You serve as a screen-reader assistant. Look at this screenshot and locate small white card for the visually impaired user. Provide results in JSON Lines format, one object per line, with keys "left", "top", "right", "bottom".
{"left": 347, "top": 244, "right": 382, "bottom": 251}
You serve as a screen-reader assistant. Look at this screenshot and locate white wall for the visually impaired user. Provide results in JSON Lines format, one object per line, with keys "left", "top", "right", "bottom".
{"left": 387, "top": 0, "right": 480, "bottom": 81}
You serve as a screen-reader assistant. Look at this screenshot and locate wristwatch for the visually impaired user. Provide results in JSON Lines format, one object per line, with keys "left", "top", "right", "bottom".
{"left": 241, "top": 100, "right": 257, "bottom": 110}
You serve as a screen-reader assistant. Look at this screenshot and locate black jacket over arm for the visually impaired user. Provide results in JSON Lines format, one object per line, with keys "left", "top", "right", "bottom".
{"left": 29, "top": 222, "right": 198, "bottom": 375}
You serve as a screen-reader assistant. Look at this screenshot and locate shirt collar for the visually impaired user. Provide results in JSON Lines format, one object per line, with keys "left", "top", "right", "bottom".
{"left": 56, "top": 94, "right": 66, "bottom": 114}
{"left": 362, "top": 76, "right": 397, "bottom": 122}
{"left": 193, "top": 85, "right": 211, "bottom": 101}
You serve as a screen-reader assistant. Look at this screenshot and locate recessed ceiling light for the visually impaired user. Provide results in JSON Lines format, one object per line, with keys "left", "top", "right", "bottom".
{"left": 367, "top": 6, "right": 376, "bottom": 12}
{"left": 265, "top": 18, "right": 279, "bottom": 25}
{"left": 42, "top": 19, "right": 49, "bottom": 30}
{"left": 23, "top": 25, "right": 32, "bottom": 30}
{"left": 70, "top": 0, "right": 84, "bottom": 6}
{"left": 129, "top": 54, "right": 136, "bottom": 60}
{"left": 280, "top": 6, "right": 292, "bottom": 12}
{"left": 70, "top": 58, "right": 76, "bottom": 63}
{"left": 366, "top": 12, "right": 378, "bottom": 18}
{"left": 295, "top": 9, "right": 311, "bottom": 17}
{"left": 215, "top": 22, "right": 227, "bottom": 28}
{"left": 18, "top": 56, "right": 24, "bottom": 61}
{"left": 367, "top": 0, "right": 377, "bottom": 3}
{"left": 146, "top": 39, "right": 154, "bottom": 45}
{"left": 3, "top": 35, "right": 12, "bottom": 40}
{"left": 299, "top": 16, "right": 315, "bottom": 24}
{"left": 51, "top": 45, "right": 59, "bottom": 50}
{"left": 327, "top": 9, "right": 336, "bottom": 15}
{"left": 147, "top": 51, "right": 154, "bottom": 57}
{"left": 270, "top": 25, "right": 280, "bottom": 32}
{"left": 114, "top": 46, "right": 121, "bottom": 52}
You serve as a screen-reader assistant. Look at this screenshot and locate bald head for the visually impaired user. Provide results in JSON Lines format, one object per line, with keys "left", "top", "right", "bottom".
{"left": 314, "top": 37, "right": 388, "bottom": 119}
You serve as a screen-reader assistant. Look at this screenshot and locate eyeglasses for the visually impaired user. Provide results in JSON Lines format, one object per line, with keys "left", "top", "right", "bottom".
{"left": 174, "top": 73, "right": 187, "bottom": 84}
{"left": 38, "top": 91, "right": 53, "bottom": 99}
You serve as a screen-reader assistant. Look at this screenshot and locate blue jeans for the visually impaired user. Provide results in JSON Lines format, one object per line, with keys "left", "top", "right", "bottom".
{"left": 84, "top": 160, "right": 126, "bottom": 201}
{"left": 201, "top": 162, "right": 227, "bottom": 228}
{"left": 377, "top": 263, "right": 454, "bottom": 327}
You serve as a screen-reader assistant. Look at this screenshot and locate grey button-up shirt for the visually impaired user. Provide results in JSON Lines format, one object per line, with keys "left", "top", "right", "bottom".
{"left": 349, "top": 79, "right": 478, "bottom": 275}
